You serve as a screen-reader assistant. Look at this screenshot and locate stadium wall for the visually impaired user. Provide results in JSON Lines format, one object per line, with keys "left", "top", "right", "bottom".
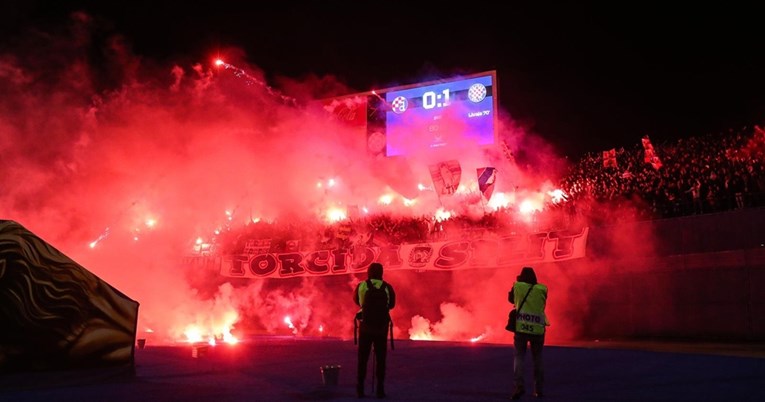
{"left": 553, "top": 207, "right": 765, "bottom": 341}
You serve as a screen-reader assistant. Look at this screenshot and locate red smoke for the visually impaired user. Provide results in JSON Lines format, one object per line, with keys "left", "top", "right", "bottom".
{"left": 0, "top": 12, "right": 637, "bottom": 346}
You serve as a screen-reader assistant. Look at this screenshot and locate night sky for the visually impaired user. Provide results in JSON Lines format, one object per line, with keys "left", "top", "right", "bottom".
{"left": 3, "top": 1, "right": 764, "bottom": 158}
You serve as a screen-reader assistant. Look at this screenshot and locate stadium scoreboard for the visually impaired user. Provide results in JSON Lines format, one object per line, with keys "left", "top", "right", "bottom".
{"left": 325, "top": 71, "right": 498, "bottom": 158}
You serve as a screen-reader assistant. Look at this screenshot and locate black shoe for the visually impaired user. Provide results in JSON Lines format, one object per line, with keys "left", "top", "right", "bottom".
{"left": 534, "top": 384, "right": 543, "bottom": 397}
{"left": 376, "top": 391, "right": 386, "bottom": 399}
{"left": 356, "top": 385, "right": 365, "bottom": 398}
{"left": 511, "top": 387, "right": 525, "bottom": 400}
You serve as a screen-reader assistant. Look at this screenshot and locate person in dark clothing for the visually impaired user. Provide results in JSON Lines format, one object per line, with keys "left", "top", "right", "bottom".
{"left": 353, "top": 262, "right": 396, "bottom": 398}
{"left": 509, "top": 266, "right": 549, "bottom": 399}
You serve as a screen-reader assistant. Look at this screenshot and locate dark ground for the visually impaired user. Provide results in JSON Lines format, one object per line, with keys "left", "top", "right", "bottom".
{"left": 1, "top": 336, "right": 764, "bottom": 401}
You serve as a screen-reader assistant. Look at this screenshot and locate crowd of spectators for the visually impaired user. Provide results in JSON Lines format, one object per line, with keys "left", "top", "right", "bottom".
{"left": 208, "top": 126, "right": 764, "bottom": 256}
{"left": 561, "top": 126, "right": 765, "bottom": 226}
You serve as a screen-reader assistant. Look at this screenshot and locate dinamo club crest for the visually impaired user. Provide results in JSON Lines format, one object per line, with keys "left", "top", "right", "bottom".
{"left": 408, "top": 244, "right": 434, "bottom": 268}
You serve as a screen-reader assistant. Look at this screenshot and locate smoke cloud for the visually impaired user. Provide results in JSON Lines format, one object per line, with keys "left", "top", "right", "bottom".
{"left": 1, "top": 12, "right": 654, "bottom": 346}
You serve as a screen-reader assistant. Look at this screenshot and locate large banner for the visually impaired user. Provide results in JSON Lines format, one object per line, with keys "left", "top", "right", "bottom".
{"left": 220, "top": 227, "right": 589, "bottom": 279}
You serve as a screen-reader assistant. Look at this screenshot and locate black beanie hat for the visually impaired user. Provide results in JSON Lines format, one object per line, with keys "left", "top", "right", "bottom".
{"left": 517, "top": 266, "right": 537, "bottom": 284}
{"left": 368, "top": 262, "right": 383, "bottom": 280}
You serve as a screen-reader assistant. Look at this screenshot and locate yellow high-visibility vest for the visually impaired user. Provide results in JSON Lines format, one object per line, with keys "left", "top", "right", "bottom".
{"left": 512, "top": 282, "right": 549, "bottom": 335}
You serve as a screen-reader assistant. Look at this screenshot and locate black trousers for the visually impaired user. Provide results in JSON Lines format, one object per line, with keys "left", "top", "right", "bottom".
{"left": 513, "top": 332, "right": 544, "bottom": 391}
{"left": 357, "top": 328, "right": 388, "bottom": 388}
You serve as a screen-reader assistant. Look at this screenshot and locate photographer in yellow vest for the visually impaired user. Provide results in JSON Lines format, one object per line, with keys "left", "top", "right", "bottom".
{"left": 509, "top": 266, "right": 549, "bottom": 399}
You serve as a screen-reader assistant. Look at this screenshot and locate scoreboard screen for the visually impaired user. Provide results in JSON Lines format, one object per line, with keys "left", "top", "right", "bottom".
{"left": 367, "top": 71, "right": 498, "bottom": 157}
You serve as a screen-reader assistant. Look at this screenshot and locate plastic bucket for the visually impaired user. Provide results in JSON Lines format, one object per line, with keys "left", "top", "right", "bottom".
{"left": 320, "top": 365, "right": 340, "bottom": 386}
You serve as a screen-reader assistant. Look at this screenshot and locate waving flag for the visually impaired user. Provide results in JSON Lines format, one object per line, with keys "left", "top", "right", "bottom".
{"left": 429, "top": 160, "right": 461, "bottom": 195}
{"left": 641, "top": 136, "right": 662, "bottom": 170}
{"left": 476, "top": 167, "right": 498, "bottom": 201}
{"left": 602, "top": 148, "right": 617, "bottom": 168}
